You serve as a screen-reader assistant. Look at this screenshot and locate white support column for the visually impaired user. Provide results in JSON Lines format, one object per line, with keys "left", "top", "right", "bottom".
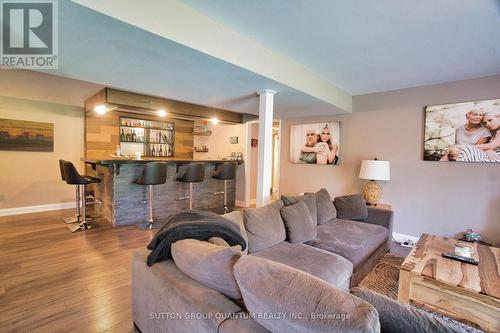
{"left": 256, "top": 89, "right": 276, "bottom": 207}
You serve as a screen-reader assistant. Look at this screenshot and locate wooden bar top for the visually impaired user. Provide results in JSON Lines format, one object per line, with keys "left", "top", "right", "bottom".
{"left": 82, "top": 157, "right": 244, "bottom": 165}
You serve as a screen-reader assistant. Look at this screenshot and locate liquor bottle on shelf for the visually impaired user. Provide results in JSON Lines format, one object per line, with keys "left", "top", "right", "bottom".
{"left": 159, "top": 145, "right": 163, "bottom": 157}
{"left": 132, "top": 129, "right": 136, "bottom": 142}
{"left": 121, "top": 128, "right": 125, "bottom": 142}
{"left": 151, "top": 145, "right": 156, "bottom": 157}
{"left": 126, "top": 129, "right": 130, "bottom": 142}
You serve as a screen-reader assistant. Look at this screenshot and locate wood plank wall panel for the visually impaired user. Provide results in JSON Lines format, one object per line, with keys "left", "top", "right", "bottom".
{"left": 97, "top": 163, "right": 236, "bottom": 226}
{"left": 85, "top": 110, "right": 194, "bottom": 159}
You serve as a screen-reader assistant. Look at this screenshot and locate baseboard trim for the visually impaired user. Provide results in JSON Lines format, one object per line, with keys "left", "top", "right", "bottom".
{"left": 235, "top": 199, "right": 256, "bottom": 208}
{"left": 392, "top": 232, "right": 420, "bottom": 244}
{"left": 0, "top": 202, "right": 76, "bottom": 217}
{"left": 235, "top": 200, "right": 247, "bottom": 207}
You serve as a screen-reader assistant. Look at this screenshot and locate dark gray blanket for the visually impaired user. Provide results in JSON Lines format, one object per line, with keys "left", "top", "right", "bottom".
{"left": 146, "top": 210, "right": 246, "bottom": 266}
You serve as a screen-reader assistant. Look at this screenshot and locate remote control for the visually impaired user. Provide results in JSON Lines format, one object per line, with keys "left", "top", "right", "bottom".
{"left": 442, "top": 253, "right": 479, "bottom": 265}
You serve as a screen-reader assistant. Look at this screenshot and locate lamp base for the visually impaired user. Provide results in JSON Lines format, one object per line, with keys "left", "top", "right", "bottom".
{"left": 363, "top": 180, "right": 383, "bottom": 205}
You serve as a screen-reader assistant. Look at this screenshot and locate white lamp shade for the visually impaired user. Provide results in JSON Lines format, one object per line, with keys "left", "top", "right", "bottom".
{"left": 359, "top": 160, "right": 390, "bottom": 181}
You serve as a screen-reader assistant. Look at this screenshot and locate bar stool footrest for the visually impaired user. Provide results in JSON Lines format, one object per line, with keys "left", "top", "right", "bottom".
{"left": 136, "top": 222, "right": 154, "bottom": 230}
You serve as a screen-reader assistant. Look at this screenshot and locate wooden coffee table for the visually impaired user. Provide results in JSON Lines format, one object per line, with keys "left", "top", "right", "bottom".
{"left": 398, "top": 233, "right": 500, "bottom": 332}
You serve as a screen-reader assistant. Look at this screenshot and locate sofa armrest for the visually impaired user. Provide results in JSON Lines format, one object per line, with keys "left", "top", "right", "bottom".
{"left": 359, "top": 207, "right": 393, "bottom": 234}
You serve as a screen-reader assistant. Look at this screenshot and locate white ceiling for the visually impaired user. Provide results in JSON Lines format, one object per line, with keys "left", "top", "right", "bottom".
{"left": 35, "top": 0, "right": 500, "bottom": 117}
{"left": 182, "top": 0, "right": 500, "bottom": 95}
{"left": 41, "top": 0, "right": 344, "bottom": 117}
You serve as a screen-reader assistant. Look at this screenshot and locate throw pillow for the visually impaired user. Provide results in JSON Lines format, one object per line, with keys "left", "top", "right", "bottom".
{"left": 315, "top": 188, "right": 337, "bottom": 224}
{"left": 243, "top": 200, "right": 285, "bottom": 253}
{"left": 223, "top": 210, "right": 249, "bottom": 254}
{"left": 171, "top": 239, "right": 242, "bottom": 300}
{"left": 333, "top": 194, "right": 368, "bottom": 220}
{"left": 208, "top": 236, "right": 231, "bottom": 247}
{"left": 280, "top": 201, "right": 316, "bottom": 243}
{"left": 281, "top": 193, "right": 318, "bottom": 226}
{"left": 351, "top": 287, "right": 468, "bottom": 333}
{"left": 233, "top": 256, "right": 380, "bottom": 333}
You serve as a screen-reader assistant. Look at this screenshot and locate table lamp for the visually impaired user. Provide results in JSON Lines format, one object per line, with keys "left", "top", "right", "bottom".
{"left": 359, "top": 159, "right": 390, "bottom": 205}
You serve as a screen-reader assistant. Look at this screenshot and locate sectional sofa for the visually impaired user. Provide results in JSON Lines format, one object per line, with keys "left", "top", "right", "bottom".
{"left": 132, "top": 191, "right": 393, "bottom": 332}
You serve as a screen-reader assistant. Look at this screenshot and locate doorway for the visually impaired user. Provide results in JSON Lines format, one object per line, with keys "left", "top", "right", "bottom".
{"left": 243, "top": 120, "right": 281, "bottom": 206}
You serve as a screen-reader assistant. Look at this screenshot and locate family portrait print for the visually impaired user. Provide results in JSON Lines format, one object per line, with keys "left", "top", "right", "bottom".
{"left": 290, "top": 122, "right": 340, "bottom": 165}
{"left": 424, "top": 98, "right": 500, "bottom": 163}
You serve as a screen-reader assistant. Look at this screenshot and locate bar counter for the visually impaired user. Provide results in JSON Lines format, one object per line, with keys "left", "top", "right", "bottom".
{"left": 83, "top": 158, "right": 243, "bottom": 226}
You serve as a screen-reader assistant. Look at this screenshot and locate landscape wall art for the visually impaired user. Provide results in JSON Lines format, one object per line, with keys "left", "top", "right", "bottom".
{"left": 0, "top": 118, "right": 54, "bottom": 152}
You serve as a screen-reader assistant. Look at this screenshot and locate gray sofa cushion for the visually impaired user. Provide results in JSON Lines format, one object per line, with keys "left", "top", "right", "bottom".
{"left": 251, "top": 241, "right": 352, "bottom": 289}
{"left": 223, "top": 210, "right": 249, "bottom": 254}
{"left": 243, "top": 200, "right": 285, "bottom": 253}
{"left": 132, "top": 248, "right": 243, "bottom": 333}
{"left": 234, "top": 256, "right": 380, "bottom": 333}
{"left": 171, "top": 239, "right": 242, "bottom": 300}
{"left": 306, "top": 218, "right": 390, "bottom": 269}
{"left": 351, "top": 287, "right": 469, "bottom": 333}
{"left": 281, "top": 193, "right": 318, "bottom": 225}
{"left": 219, "top": 315, "right": 271, "bottom": 333}
{"left": 280, "top": 201, "right": 317, "bottom": 243}
{"left": 208, "top": 236, "right": 231, "bottom": 247}
{"left": 316, "top": 188, "right": 337, "bottom": 224}
{"left": 334, "top": 194, "right": 369, "bottom": 220}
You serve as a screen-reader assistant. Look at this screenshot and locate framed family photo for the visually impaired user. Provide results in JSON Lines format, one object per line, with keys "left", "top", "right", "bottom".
{"left": 423, "top": 98, "right": 500, "bottom": 163}
{"left": 290, "top": 122, "right": 340, "bottom": 165}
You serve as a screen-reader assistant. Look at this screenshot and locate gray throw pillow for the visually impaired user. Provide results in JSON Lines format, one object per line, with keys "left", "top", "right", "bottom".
{"left": 315, "top": 188, "right": 337, "bottom": 224}
{"left": 351, "top": 287, "right": 467, "bottom": 333}
{"left": 281, "top": 194, "right": 318, "bottom": 226}
{"left": 234, "top": 256, "right": 380, "bottom": 333}
{"left": 243, "top": 200, "right": 285, "bottom": 253}
{"left": 333, "top": 194, "right": 368, "bottom": 220}
{"left": 172, "top": 239, "right": 242, "bottom": 300}
{"left": 223, "top": 210, "right": 249, "bottom": 254}
{"left": 280, "top": 201, "right": 316, "bottom": 243}
{"left": 208, "top": 236, "right": 231, "bottom": 247}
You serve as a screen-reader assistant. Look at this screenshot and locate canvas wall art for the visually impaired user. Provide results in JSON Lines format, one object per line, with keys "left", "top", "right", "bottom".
{"left": 0, "top": 118, "right": 54, "bottom": 152}
{"left": 424, "top": 99, "right": 500, "bottom": 163}
{"left": 290, "top": 122, "right": 340, "bottom": 165}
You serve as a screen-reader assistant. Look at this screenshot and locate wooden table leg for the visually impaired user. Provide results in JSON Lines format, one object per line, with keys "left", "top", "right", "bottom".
{"left": 398, "top": 269, "right": 411, "bottom": 304}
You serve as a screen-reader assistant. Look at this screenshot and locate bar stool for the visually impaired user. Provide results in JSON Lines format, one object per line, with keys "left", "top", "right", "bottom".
{"left": 135, "top": 162, "right": 167, "bottom": 230}
{"left": 213, "top": 162, "right": 237, "bottom": 213}
{"left": 176, "top": 163, "right": 205, "bottom": 210}
{"left": 62, "top": 161, "right": 101, "bottom": 232}
{"left": 59, "top": 159, "right": 81, "bottom": 224}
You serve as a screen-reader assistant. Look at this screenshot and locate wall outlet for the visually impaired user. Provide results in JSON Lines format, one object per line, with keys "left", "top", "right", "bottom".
{"left": 401, "top": 239, "right": 415, "bottom": 248}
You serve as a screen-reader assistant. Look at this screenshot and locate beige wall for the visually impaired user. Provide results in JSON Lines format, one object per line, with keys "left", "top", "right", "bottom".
{"left": 0, "top": 96, "right": 84, "bottom": 209}
{"left": 193, "top": 121, "right": 245, "bottom": 160}
{"left": 280, "top": 75, "right": 500, "bottom": 246}
{"left": 192, "top": 121, "right": 247, "bottom": 203}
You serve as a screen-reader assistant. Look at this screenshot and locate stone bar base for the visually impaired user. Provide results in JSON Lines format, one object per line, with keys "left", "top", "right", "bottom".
{"left": 91, "top": 161, "right": 238, "bottom": 226}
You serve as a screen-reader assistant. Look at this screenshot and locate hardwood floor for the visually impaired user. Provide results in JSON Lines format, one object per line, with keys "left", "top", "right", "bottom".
{"left": 0, "top": 208, "right": 411, "bottom": 333}
{"left": 0, "top": 209, "right": 154, "bottom": 333}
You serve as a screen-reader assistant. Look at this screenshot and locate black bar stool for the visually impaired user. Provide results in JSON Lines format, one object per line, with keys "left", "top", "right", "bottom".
{"left": 135, "top": 162, "right": 167, "bottom": 230}
{"left": 59, "top": 159, "right": 81, "bottom": 224}
{"left": 213, "top": 162, "right": 237, "bottom": 213}
{"left": 176, "top": 162, "right": 205, "bottom": 210}
{"left": 63, "top": 161, "right": 101, "bottom": 232}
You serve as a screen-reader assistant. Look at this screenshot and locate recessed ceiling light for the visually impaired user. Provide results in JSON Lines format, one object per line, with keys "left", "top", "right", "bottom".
{"left": 157, "top": 109, "right": 167, "bottom": 117}
{"left": 94, "top": 104, "right": 107, "bottom": 115}
{"left": 210, "top": 117, "right": 219, "bottom": 125}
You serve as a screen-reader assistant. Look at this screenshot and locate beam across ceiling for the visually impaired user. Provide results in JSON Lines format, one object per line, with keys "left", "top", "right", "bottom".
{"left": 71, "top": 0, "right": 352, "bottom": 113}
